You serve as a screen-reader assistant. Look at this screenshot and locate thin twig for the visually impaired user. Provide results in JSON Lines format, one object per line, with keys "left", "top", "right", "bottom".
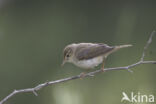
{"left": 0, "top": 31, "right": 156, "bottom": 104}
{"left": 141, "top": 31, "right": 156, "bottom": 61}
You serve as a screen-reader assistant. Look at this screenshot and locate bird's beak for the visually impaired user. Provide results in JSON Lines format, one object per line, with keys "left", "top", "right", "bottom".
{"left": 61, "top": 60, "right": 66, "bottom": 66}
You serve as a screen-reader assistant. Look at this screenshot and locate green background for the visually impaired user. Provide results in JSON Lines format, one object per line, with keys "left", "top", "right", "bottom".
{"left": 0, "top": 0, "right": 156, "bottom": 104}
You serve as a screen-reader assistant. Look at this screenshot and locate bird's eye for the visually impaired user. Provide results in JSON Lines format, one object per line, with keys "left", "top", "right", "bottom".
{"left": 66, "top": 54, "right": 70, "bottom": 57}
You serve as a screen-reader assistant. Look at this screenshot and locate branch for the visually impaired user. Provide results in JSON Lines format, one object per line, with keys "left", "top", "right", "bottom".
{"left": 0, "top": 31, "right": 156, "bottom": 104}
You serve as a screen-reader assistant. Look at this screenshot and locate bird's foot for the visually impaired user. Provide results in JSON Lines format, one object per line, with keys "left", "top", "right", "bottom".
{"left": 79, "top": 72, "right": 86, "bottom": 79}
{"left": 101, "top": 68, "right": 105, "bottom": 72}
{"left": 101, "top": 65, "right": 105, "bottom": 72}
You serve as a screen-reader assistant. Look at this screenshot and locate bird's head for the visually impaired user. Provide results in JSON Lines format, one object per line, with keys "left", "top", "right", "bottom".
{"left": 62, "top": 44, "right": 76, "bottom": 66}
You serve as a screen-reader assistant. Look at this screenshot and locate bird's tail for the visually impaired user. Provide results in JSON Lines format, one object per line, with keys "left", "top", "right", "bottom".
{"left": 115, "top": 44, "right": 132, "bottom": 49}
{"left": 112, "top": 44, "right": 132, "bottom": 53}
{"left": 104, "top": 44, "right": 132, "bottom": 57}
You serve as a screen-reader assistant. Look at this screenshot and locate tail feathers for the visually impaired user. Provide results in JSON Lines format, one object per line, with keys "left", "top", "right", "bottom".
{"left": 115, "top": 44, "right": 132, "bottom": 49}
{"left": 105, "top": 44, "right": 132, "bottom": 56}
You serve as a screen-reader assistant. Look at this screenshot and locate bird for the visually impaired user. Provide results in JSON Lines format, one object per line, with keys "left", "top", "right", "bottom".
{"left": 62, "top": 43, "right": 132, "bottom": 76}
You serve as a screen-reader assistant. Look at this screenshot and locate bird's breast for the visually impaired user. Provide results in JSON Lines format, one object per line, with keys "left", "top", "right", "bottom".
{"left": 74, "top": 56, "right": 103, "bottom": 69}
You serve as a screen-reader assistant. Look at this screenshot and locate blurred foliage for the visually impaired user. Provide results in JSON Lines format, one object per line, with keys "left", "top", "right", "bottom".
{"left": 0, "top": 0, "right": 156, "bottom": 104}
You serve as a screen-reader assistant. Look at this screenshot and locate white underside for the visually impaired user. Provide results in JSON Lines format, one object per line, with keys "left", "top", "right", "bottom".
{"left": 73, "top": 56, "right": 104, "bottom": 69}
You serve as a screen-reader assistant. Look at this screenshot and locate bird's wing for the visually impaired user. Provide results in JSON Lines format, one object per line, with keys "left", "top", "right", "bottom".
{"left": 75, "top": 43, "right": 114, "bottom": 60}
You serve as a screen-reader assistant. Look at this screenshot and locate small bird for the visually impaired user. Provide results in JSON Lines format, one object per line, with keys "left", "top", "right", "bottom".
{"left": 62, "top": 43, "right": 132, "bottom": 73}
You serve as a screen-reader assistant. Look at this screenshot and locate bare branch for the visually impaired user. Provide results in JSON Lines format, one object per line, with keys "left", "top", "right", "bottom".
{"left": 0, "top": 31, "right": 156, "bottom": 104}
{"left": 141, "top": 31, "right": 156, "bottom": 61}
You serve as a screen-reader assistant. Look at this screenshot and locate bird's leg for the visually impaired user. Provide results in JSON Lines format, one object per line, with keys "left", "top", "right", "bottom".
{"left": 80, "top": 69, "right": 94, "bottom": 79}
{"left": 101, "top": 57, "right": 106, "bottom": 72}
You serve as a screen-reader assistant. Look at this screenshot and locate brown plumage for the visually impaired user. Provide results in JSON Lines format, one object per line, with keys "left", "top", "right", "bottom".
{"left": 75, "top": 43, "right": 114, "bottom": 60}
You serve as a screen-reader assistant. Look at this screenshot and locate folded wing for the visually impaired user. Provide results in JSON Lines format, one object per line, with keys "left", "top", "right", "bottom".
{"left": 76, "top": 43, "right": 114, "bottom": 60}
